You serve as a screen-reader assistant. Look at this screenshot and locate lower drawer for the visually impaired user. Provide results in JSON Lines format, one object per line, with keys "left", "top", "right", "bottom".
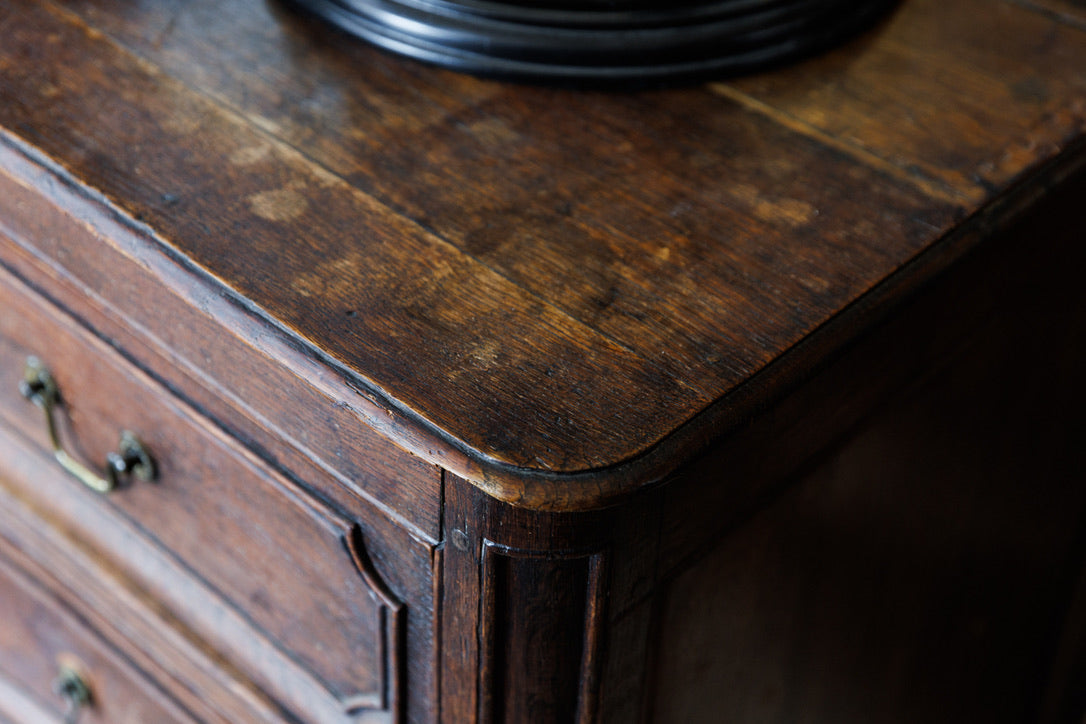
{"left": 0, "top": 549, "right": 192, "bottom": 724}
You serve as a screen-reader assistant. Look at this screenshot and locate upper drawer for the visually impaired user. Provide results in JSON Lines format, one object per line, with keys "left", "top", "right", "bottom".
{"left": 0, "top": 261, "right": 417, "bottom": 723}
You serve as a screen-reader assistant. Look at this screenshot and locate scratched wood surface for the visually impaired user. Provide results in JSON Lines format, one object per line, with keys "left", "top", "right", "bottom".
{"left": 0, "top": 0, "right": 1083, "bottom": 501}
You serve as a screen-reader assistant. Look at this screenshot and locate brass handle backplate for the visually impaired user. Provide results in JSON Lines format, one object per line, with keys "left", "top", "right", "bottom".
{"left": 52, "top": 660, "right": 92, "bottom": 724}
{"left": 19, "top": 356, "right": 156, "bottom": 494}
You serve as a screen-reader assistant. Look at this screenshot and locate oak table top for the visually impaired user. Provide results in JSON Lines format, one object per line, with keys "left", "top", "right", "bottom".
{"left": 0, "top": 0, "right": 1083, "bottom": 509}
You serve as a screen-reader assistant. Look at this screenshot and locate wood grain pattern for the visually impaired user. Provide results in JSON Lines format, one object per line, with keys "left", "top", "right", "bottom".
{"left": 2, "top": 0, "right": 1083, "bottom": 721}
{"left": 0, "top": 139, "right": 443, "bottom": 542}
{"left": 0, "top": 0, "right": 704, "bottom": 480}
{"left": 0, "top": 0, "right": 1080, "bottom": 506}
{"left": 48, "top": 0, "right": 954, "bottom": 400}
{"left": 718, "top": 0, "right": 1086, "bottom": 199}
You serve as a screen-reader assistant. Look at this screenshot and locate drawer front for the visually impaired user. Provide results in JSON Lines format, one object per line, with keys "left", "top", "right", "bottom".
{"left": 0, "top": 551, "right": 191, "bottom": 724}
{"left": 0, "top": 264, "right": 409, "bottom": 722}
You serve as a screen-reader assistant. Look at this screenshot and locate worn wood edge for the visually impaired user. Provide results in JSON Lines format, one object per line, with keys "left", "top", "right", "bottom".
{"left": 3, "top": 128, "right": 1083, "bottom": 512}
{"left": 0, "top": 232, "right": 445, "bottom": 547}
{"left": 8, "top": 0, "right": 711, "bottom": 475}
{"left": 0, "top": 130, "right": 445, "bottom": 543}
{"left": 455, "top": 135, "right": 1086, "bottom": 508}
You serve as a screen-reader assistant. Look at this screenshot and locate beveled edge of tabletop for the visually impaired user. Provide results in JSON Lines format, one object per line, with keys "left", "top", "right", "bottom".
{"left": 6, "top": 128, "right": 1083, "bottom": 512}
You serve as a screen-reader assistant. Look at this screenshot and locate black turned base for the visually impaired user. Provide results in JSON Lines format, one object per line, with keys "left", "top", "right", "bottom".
{"left": 287, "top": 0, "right": 900, "bottom": 84}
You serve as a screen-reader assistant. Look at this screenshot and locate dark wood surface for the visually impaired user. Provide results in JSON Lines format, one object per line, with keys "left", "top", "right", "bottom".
{"left": 646, "top": 162, "right": 1086, "bottom": 724}
{"left": 1, "top": 0, "right": 1083, "bottom": 507}
{"left": 433, "top": 162, "right": 1086, "bottom": 724}
{"left": 1, "top": 0, "right": 1085, "bottom": 722}
{"left": 0, "top": 141, "right": 445, "bottom": 542}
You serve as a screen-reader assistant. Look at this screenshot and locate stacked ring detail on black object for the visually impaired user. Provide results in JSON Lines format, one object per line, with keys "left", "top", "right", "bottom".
{"left": 285, "top": 0, "right": 900, "bottom": 84}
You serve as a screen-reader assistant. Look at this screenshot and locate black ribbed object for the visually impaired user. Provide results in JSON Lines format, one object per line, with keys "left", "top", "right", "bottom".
{"left": 286, "top": 0, "right": 898, "bottom": 84}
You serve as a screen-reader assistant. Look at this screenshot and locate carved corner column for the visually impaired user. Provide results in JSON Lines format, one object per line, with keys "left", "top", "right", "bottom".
{"left": 440, "top": 473, "right": 646, "bottom": 724}
{"left": 477, "top": 541, "right": 608, "bottom": 723}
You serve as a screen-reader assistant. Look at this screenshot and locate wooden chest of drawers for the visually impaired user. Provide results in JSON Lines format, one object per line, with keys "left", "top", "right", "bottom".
{"left": 0, "top": 0, "right": 1084, "bottom": 722}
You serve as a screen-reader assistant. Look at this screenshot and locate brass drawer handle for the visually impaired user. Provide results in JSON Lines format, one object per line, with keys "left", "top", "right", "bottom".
{"left": 52, "top": 661, "right": 92, "bottom": 724}
{"left": 19, "top": 357, "right": 156, "bottom": 494}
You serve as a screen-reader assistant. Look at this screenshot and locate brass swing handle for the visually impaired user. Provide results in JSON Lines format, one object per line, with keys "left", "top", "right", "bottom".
{"left": 19, "top": 357, "right": 156, "bottom": 494}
